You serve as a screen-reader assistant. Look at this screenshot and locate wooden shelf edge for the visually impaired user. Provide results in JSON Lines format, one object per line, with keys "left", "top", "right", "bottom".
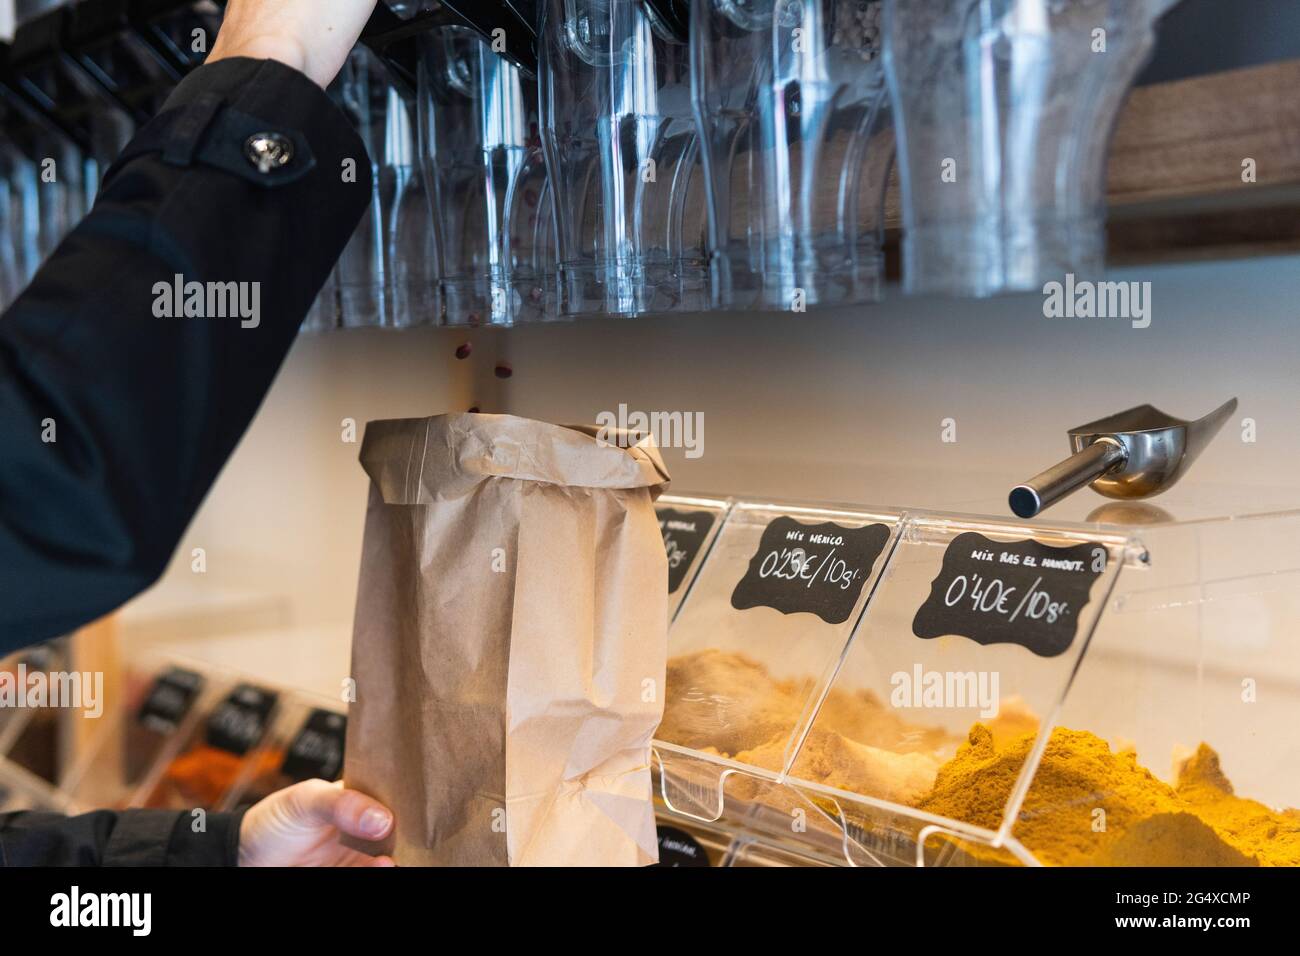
{"left": 876, "top": 58, "right": 1300, "bottom": 267}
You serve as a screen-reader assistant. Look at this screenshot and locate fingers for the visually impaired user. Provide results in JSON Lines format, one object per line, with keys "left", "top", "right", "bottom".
{"left": 279, "top": 777, "right": 345, "bottom": 826}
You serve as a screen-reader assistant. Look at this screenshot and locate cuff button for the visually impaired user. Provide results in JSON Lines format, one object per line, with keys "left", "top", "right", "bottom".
{"left": 244, "top": 132, "right": 295, "bottom": 174}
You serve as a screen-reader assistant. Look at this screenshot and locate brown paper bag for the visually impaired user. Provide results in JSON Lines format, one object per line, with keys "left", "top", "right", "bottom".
{"left": 342, "top": 412, "right": 670, "bottom": 866}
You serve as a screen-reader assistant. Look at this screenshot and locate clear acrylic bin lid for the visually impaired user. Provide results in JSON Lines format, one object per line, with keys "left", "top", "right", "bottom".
{"left": 1024, "top": 507, "right": 1300, "bottom": 866}
{"left": 655, "top": 485, "right": 1300, "bottom": 865}
{"left": 790, "top": 514, "right": 1128, "bottom": 843}
{"left": 658, "top": 501, "right": 901, "bottom": 778}
{"left": 655, "top": 494, "right": 730, "bottom": 620}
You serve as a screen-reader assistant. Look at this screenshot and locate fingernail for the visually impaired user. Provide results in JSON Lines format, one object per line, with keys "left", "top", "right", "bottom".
{"left": 360, "top": 807, "right": 392, "bottom": 838}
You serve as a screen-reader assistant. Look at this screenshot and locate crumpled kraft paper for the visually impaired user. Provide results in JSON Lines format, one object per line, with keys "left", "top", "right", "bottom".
{"left": 342, "top": 412, "right": 670, "bottom": 866}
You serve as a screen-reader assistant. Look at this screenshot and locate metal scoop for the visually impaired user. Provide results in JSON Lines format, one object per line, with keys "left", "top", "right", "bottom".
{"left": 1009, "top": 398, "right": 1238, "bottom": 519}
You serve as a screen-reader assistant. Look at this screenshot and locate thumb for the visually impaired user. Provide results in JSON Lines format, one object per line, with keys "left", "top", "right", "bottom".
{"left": 284, "top": 779, "right": 395, "bottom": 840}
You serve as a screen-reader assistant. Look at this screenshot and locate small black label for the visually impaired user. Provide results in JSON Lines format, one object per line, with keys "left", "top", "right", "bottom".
{"left": 653, "top": 825, "right": 711, "bottom": 867}
{"left": 730, "top": 518, "right": 891, "bottom": 625}
{"left": 17, "top": 645, "right": 56, "bottom": 671}
{"left": 205, "top": 684, "right": 278, "bottom": 756}
{"left": 280, "top": 709, "right": 347, "bottom": 782}
{"left": 657, "top": 507, "right": 718, "bottom": 594}
{"left": 136, "top": 668, "right": 204, "bottom": 735}
{"left": 911, "top": 532, "right": 1107, "bottom": 658}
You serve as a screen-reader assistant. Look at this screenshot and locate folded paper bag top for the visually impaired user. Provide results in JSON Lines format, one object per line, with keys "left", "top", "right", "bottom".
{"left": 360, "top": 412, "right": 670, "bottom": 503}
{"left": 344, "top": 413, "right": 671, "bottom": 866}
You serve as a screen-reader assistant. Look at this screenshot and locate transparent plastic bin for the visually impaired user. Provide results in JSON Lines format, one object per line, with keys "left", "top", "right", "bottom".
{"left": 789, "top": 512, "right": 1129, "bottom": 865}
{"left": 883, "top": 0, "right": 1177, "bottom": 297}
{"left": 652, "top": 747, "right": 854, "bottom": 856}
{"left": 333, "top": 47, "right": 439, "bottom": 328}
{"left": 653, "top": 809, "right": 840, "bottom": 866}
{"left": 691, "top": 0, "right": 890, "bottom": 310}
{"left": 655, "top": 498, "right": 1300, "bottom": 866}
{"left": 728, "top": 837, "right": 837, "bottom": 867}
{"left": 0, "top": 640, "right": 71, "bottom": 786}
{"left": 60, "top": 662, "right": 209, "bottom": 812}
{"left": 1025, "top": 511, "right": 1300, "bottom": 867}
{"left": 221, "top": 696, "right": 347, "bottom": 813}
{"left": 539, "top": 0, "right": 708, "bottom": 316}
{"left": 655, "top": 494, "right": 730, "bottom": 619}
{"left": 136, "top": 680, "right": 280, "bottom": 811}
{"left": 0, "top": 757, "right": 68, "bottom": 814}
{"left": 656, "top": 501, "right": 901, "bottom": 801}
{"left": 417, "top": 26, "right": 555, "bottom": 326}
{"left": 63, "top": 663, "right": 344, "bottom": 815}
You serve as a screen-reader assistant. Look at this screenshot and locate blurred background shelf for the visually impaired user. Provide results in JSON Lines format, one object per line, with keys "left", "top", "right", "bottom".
{"left": 1107, "top": 57, "right": 1300, "bottom": 263}
{"left": 881, "top": 57, "right": 1300, "bottom": 274}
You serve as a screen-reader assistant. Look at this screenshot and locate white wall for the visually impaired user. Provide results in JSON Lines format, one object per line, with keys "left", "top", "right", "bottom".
{"left": 493, "top": 253, "right": 1300, "bottom": 516}
{"left": 121, "top": 252, "right": 1300, "bottom": 691}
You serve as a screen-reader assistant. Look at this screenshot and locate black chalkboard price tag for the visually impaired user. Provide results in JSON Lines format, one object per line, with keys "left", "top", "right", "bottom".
{"left": 911, "top": 532, "right": 1107, "bottom": 658}
{"left": 205, "top": 684, "right": 278, "bottom": 756}
{"left": 281, "top": 709, "right": 348, "bottom": 782}
{"left": 652, "top": 825, "right": 711, "bottom": 867}
{"left": 17, "top": 644, "right": 57, "bottom": 672}
{"left": 137, "top": 667, "right": 204, "bottom": 734}
{"left": 730, "top": 517, "right": 891, "bottom": 625}
{"left": 657, "top": 507, "right": 718, "bottom": 594}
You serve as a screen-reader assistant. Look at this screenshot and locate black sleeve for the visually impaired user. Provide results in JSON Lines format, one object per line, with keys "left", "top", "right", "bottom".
{"left": 0, "top": 57, "right": 372, "bottom": 655}
{"left": 0, "top": 807, "right": 244, "bottom": 866}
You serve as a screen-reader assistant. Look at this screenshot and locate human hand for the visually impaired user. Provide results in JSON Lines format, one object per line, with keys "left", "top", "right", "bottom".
{"left": 238, "top": 779, "right": 396, "bottom": 867}
{"left": 209, "top": 0, "right": 380, "bottom": 88}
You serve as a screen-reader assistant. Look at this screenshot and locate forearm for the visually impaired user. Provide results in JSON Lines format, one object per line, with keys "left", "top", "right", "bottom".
{"left": 0, "top": 808, "right": 244, "bottom": 866}
{"left": 0, "top": 57, "right": 372, "bottom": 651}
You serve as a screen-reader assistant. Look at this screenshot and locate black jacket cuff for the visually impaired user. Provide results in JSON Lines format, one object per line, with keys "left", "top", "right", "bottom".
{"left": 105, "top": 56, "right": 370, "bottom": 196}
{"left": 0, "top": 808, "right": 245, "bottom": 866}
{"left": 104, "top": 808, "right": 245, "bottom": 866}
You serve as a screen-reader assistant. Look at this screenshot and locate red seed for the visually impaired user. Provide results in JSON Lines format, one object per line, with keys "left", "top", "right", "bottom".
{"left": 494, "top": 363, "right": 513, "bottom": 379}
{"left": 455, "top": 342, "right": 472, "bottom": 360}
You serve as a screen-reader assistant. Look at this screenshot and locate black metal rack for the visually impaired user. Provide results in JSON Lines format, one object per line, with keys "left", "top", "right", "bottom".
{"left": 0, "top": 0, "right": 540, "bottom": 137}
{"left": 0, "top": 1, "right": 224, "bottom": 153}
{"left": 360, "top": 0, "right": 538, "bottom": 96}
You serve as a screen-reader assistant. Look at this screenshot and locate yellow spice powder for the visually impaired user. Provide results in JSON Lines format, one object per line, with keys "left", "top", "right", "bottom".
{"left": 1176, "top": 743, "right": 1300, "bottom": 867}
{"left": 735, "top": 728, "right": 942, "bottom": 806}
{"left": 659, "top": 652, "right": 1299, "bottom": 866}
{"left": 920, "top": 725, "right": 1297, "bottom": 866}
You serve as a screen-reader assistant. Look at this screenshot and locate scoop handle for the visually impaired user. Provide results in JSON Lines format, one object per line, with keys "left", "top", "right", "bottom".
{"left": 1009, "top": 438, "right": 1128, "bottom": 519}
